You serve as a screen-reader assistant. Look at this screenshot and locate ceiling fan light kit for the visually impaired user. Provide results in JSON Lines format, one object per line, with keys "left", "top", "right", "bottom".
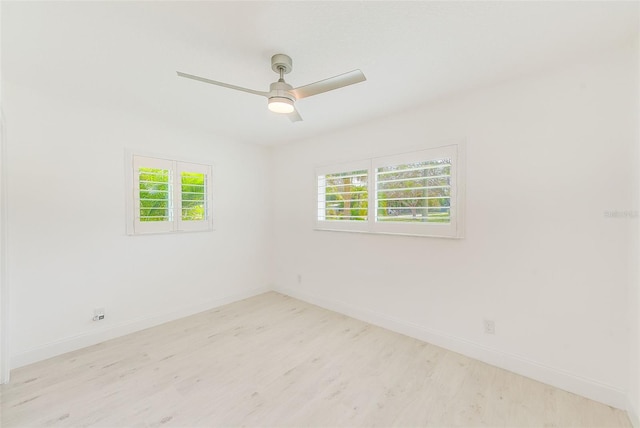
{"left": 177, "top": 53, "right": 366, "bottom": 122}
{"left": 268, "top": 97, "right": 295, "bottom": 114}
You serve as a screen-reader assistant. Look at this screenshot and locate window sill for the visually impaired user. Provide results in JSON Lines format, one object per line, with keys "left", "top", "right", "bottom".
{"left": 313, "top": 227, "right": 463, "bottom": 239}
{"left": 127, "top": 228, "right": 215, "bottom": 236}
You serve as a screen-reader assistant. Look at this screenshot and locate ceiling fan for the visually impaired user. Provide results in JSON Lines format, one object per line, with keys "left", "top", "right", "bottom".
{"left": 177, "top": 54, "right": 366, "bottom": 122}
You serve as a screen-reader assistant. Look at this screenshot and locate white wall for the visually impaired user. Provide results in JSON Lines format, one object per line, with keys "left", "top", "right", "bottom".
{"left": 630, "top": 38, "right": 640, "bottom": 423}
{"left": 0, "top": 0, "right": 8, "bottom": 384}
{"left": 271, "top": 40, "right": 637, "bottom": 409}
{"left": 0, "top": 102, "right": 7, "bottom": 385}
{"left": 630, "top": 135, "right": 640, "bottom": 427}
{"left": 3, "top": 81, "right": 272, "bottom": 368}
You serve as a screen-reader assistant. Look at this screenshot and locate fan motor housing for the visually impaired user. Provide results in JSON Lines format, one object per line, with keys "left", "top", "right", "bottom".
{"left": 269, "top": 81, "right": 295, "bottom": 101}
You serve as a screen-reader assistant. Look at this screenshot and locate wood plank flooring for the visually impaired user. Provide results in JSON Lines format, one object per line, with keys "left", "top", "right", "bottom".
{"left": 0, "top": 292, "right": 632, "bottom": 427}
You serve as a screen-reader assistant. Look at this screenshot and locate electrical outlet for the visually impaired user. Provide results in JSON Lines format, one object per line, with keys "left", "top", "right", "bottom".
{"left": 484, "top": 319, "right": 495, "bottom": 335}
{"left": 297, "top": 274, "right": 302, "bottom": 284}
{"left": 93, "top": 308, "right": 105, "bottom": 322}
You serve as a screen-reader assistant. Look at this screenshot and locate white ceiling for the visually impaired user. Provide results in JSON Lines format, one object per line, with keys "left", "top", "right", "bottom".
{"left": 3, "top": 1, "right": 638, "bottom": 145}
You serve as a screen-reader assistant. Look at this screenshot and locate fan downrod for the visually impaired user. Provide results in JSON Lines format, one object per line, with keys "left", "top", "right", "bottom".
{"left": 271, "top": 54, "right": 292, "bottom": 75}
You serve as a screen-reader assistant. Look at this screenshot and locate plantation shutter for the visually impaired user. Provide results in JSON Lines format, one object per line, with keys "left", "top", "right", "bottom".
{"left": 376, "top": 159, "right": 452, "bottom": 224}
{"left": 372, "top": 145, "right": 459, "bottom": 237}
{"left": 130, "top": 155, "right": 213, "bottom": 234}
{"left": 316, "top": 160, "right": 370, "bottom": 232}
{"left": 176, "top": 161, "right": 213, "bottom": 232}
{"left": 133, "top": 155, "right": 174, "bottom": 234}
{"left": 316, "top": 144, "right": 463, "bottom": 238}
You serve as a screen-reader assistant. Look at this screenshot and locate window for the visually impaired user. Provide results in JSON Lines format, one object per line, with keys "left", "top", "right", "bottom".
{"left": 376, "top": 159, "right": 451, "bottom": 222}
{"left": 316, "top": 144, "right": 463, "bottom": 238}
{"left": 318, "top": 169, "right": 368, "bottom": 221}
{"left": 127, "top": 154, "right": 213, "bottom": 235}
{"left": 316, "top": 161, "right": 370, "bottom": 232}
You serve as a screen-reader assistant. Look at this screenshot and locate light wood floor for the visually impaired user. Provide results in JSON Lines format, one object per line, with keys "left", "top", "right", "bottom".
{"left": 0, "top": 292, "right": 631, "bottom": 427}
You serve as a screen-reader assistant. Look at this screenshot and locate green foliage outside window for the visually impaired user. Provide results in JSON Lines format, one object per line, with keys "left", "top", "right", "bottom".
{"left": 181, "top": 172, "right": 206, "bottom": 221}
{"left": 323, "top": 169, "right": 368, "bottom": 221}
{"left": 139, "top": 169, "right": 206, "bottom": 222}
{"left": 139, "top": 168, "right": 170, "bottom": 222}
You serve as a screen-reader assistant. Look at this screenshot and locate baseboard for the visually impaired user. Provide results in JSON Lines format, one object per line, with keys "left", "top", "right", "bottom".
{"left": 274, "top": 285, "right": 627, "bottom": 410}
{"left": 11, "top": 286, "right": 270, "bottom": 370}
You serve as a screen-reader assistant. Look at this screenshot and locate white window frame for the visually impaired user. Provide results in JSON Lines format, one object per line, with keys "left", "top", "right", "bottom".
{"left": 126, "top": 152, "right": 214, "bottom": 235}
{"left": 315, "top": 143, "right": 465, "bottom": 239}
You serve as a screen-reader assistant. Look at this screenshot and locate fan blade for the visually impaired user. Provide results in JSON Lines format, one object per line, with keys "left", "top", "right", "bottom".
{"left": 291, "top": 69, "right": 366, "bottom": 100}
{"left": 177, "top": 71, "right": 268, "bottom": 97}
{"left": 288, "top": 106, "right": 303, "bottom": 122}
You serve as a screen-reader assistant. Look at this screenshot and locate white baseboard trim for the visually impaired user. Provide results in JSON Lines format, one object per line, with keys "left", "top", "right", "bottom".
{"left": 274, "top": 285, "right": 627, "bottom": 410}
{"left": 11, "top": 286, "right": 270, "bottom": 370}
